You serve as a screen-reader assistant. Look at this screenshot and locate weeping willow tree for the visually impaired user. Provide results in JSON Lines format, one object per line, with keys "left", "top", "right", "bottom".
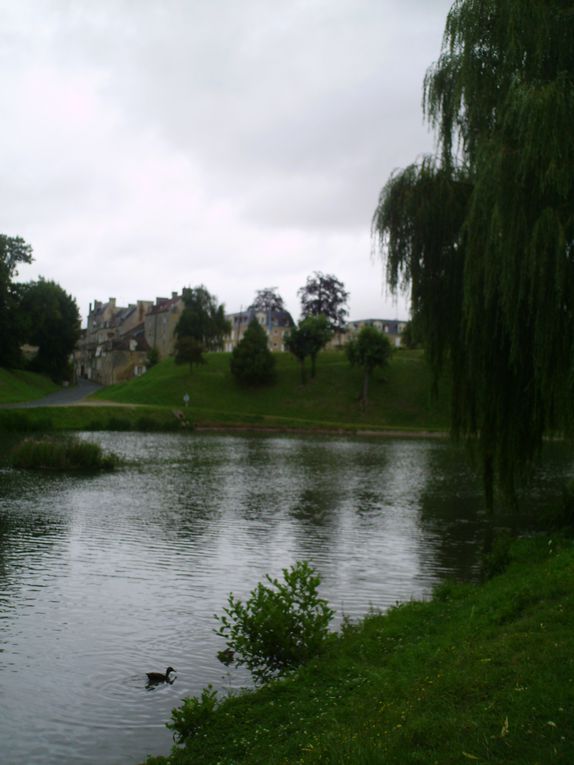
{"left": 373, "top": 0, "right": 574, "bottom": 506}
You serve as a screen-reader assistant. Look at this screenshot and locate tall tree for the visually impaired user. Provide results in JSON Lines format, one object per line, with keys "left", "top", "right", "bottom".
{"left": 19, "top": 278, "right": 80, "bottom": 382}
{"left": 346, "top": 326, "right": 392, "bottom": 409}
{"left": 372, "top": 0, "right": 574, "bottom": 505}
{"left": 298, "top": 272, "right": 349, "bottom": 332}
{"left": 230, "top": 318, "right": 276, "bottom": 386}
{"left": 0, "top": 235, "right": 33, "bottom": 368}
{"left": 249, "top": 287, "right": 286, "bottom": 314}
{"left": 174, "top": 286, "right": 230, "bottom": 370}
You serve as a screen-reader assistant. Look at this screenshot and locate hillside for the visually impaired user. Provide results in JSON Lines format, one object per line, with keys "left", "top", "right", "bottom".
{"left": 0, "top": 368, "right": 59, "bottom": 404}
{"left": 92, "top": 349, "right": 450, "bottom": 432}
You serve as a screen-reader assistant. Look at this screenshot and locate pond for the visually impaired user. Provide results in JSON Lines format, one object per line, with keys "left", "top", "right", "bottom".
{"left": 0, "top": 432, "right": 571, "bottom": 765}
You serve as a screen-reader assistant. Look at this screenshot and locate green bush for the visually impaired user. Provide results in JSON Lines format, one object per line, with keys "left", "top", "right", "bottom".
{"left": 11, "top": 436, "right": 119, "bottom": 471}
{"left": 230, "top": 319, "right": 275, "bottom": 386}
{"left": 167, "top": 685, "right": 219, "bottom": 745}
{"left": 215, "top": 561, "right": 334, "bottom": 683}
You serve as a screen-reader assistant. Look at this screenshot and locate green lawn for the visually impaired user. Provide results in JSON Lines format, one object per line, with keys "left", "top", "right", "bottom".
{"left": 91, "top": 350, "right": 450, "bottom": 432}
{"left": 146, "top": 536, "right": 574, "bottom": 765}
{"left": 0, "top": 368, "right": 59, "bottom": 403}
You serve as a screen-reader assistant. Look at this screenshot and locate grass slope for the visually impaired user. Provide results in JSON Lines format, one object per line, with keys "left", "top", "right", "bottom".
{"left": 0, "top": 405, "right": 192, "bottom": 433}
{"left": 92, "top": 350, "right": 450, "bottom": 432}
{"left": 147, "top": 537, "right": 574, "bottom": 765}
{"left": 0, "top": 368, "right": 58, "bottom": 403}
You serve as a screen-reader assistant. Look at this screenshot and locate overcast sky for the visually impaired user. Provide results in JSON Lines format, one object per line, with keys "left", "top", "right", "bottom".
{"left": 0, "top": 0, "right": 453, "bottom": 325}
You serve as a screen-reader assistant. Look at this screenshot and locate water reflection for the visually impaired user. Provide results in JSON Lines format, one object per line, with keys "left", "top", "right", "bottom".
{"left": 0, "top": 431, "right": 571, "bottom": 765}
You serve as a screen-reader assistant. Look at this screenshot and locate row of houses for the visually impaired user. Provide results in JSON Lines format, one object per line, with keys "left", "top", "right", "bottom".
{"left": 74, "top": 293, "right": 407, "bottom": 385}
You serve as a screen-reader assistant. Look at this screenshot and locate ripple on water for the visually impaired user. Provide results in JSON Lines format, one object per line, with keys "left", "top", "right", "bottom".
{"left": 1, "top": 432, "right": 567, "bottom": 765}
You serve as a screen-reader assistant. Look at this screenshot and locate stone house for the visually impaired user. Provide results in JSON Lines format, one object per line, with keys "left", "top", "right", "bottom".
{"left": 75, "top": 293, "right": 186, "bottom": 385}
{"left": 225, "top": 308, "right": 294, "bottom": 352}
{"left": 75, "top": 298, "right": 149, "bottom": 384}
{"left": 345, "top": 318, "right": 407, "bottom": 348}
{"left": 144, "top": 293, "right": 185, "bottom": 358}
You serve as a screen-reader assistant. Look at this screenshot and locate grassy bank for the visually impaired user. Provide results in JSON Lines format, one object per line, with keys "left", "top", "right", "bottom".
{"left": 0, "top": 405, "right": 192, "bottom": 433}
{"left": 91, "top": 350, "right": 450, "bottom": 433}
{"left": 147, "top": 536, "right": 574, "bottom": 764}
{"left": 0, "top": 368, "right": 59, "bottom": 403}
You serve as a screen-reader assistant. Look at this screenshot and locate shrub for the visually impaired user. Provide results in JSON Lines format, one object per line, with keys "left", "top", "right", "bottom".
{"left": 230, "top": 318, "right": 275, "bottom": 386}
{"left": 167, "top": 685, "right": 219, "bottom": 745}
{"left": 11, "top": 436, "right": 119, "bottom": 471}
{"left": 215, "top": 561, "right": 334, "bottom": 683}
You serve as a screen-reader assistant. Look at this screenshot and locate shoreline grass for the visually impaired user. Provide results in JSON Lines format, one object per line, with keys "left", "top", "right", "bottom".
{"left": 146, "top": 536, "right": 574, "bottom": 765}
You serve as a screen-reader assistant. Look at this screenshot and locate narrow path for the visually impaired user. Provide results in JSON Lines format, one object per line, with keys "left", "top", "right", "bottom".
{"left": 0, "top": 378, "right": 103, "bottom": 409}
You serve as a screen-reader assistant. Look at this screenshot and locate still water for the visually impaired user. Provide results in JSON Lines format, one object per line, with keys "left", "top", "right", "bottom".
{"left": 0, "top": 432, "right": 571, "bottom": 765}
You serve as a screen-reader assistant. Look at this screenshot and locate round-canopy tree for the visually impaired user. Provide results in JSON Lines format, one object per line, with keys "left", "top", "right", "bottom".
{"left": 285, "top": 315, "right": 332, "bottom": 384}
{"left": 249, "top": 287, "right": 286, "bottom": 314}
{"left": 346, "top": 326, "right": 392, "bottom": 409}
{"left": 19, "top": 278, "right": 80, "bottom": 382}
{"left": 373, "top": 0, "right": 574, "bottom": 506}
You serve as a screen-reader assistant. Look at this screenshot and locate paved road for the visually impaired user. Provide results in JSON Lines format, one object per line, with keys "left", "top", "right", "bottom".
{"left": 1, "top": 378, "right": 103, "bottom": 409}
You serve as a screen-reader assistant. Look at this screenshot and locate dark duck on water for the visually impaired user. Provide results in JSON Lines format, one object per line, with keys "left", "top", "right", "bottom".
{"left": 146, "top": 666, "right": 176, "bottom": 684}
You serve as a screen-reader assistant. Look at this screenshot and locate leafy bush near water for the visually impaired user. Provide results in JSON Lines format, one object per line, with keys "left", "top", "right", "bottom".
{"left": 215, "top": 561, "right": 334, "bottom": 683}
{"left": 146, "top": 537, "right": 574, "bottom": 765}
{"left": 11, "top": 436, "right": 119, "bottom": 471}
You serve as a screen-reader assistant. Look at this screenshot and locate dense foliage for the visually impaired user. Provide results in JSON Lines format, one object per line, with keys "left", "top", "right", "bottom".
{"left": 215, "top": 561, "right": 334, "bottom": 684}
{"left": 249, "top": 287, "right": 286, "bottom": 314}
{"left": 0, "top": 235, "right": 33, "bottom": 367}
{"left": 298, "top": 271, "right": 349, "bottom": 332}
{"left": 372, "top": 0, "right": 574, "bottom": 504}
{"left": 19, "top": 279, "right": 80, "bottom": 382}
{"left": 229, "top": 318, "right": 276, "bottom": 386}
{"left": 174, "top": 286, "right": 230, "bottom": 370}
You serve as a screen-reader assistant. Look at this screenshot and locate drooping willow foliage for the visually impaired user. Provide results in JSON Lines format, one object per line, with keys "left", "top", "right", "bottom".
{"left": 373, "top": 0, "right": 574, "bottom": 505}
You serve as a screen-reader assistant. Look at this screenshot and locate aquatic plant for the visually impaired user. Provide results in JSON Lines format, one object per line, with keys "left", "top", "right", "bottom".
{"left": 11, "top": 436, "right": 119, "bottom": 471}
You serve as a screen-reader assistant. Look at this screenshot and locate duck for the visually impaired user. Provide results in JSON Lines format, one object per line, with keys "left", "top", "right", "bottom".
{"left": 146, "top": 666, "right": 176, "bottom": 683}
